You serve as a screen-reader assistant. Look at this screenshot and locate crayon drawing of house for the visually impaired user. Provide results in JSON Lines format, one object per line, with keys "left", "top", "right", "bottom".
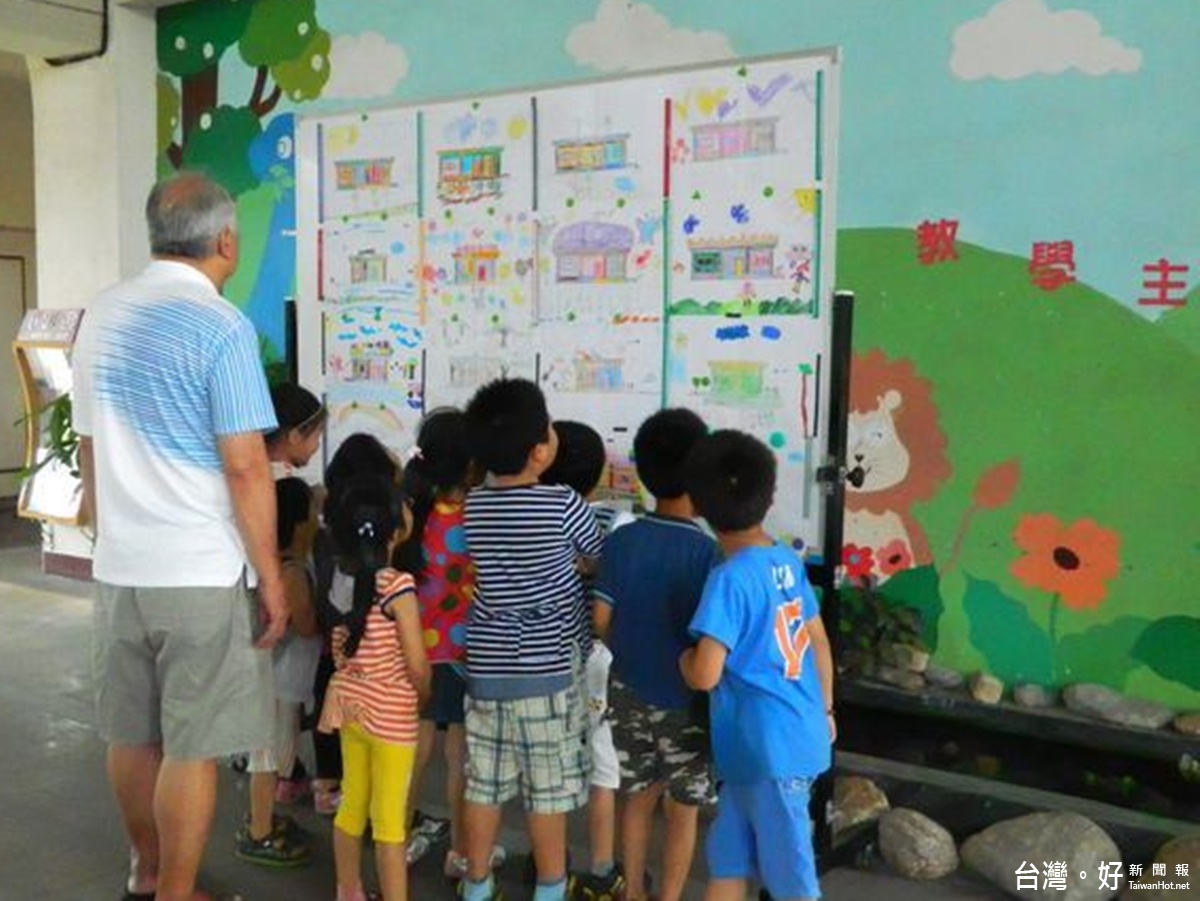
{"left": 449, "top": 355, "right": 505, "bottom": 388}
{"left": 689, "top": 235, "right": 778, "bottom": 280}
{"left": 572, "top": 353, "right": 624, "bottom": 392}
{"left": 453, "top": 244, "right": 500, "bottom": 285}
{"left": 554, "top": 134, "right": 630, "bottom": 173}
{"left": 553, "top": 222, "right": 635, "bottom": 283}
{"left": 350, "top": 249, "right": 388, "bottom": 284}
{"left": 709, "top": 360, "right": 766, "bottom": 402}
{"left": 336, "top": 158, "right": 394, "bottom": 190}
{"left": 690, "top": 118, "right": 779, "bottom": 162}
{"left": 348, "top": 340, "right": 394, "bottom": 384}
{"left": 437, "top": 146, "right": 504, "bottom": 204}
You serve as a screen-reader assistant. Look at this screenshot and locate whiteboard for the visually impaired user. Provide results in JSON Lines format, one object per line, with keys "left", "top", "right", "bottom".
{"left": 297, "top": 51, "right": 840, "bottom": 559}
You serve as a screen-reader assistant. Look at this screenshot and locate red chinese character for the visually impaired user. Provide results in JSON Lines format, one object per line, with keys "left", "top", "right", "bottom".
{"left": 1139, "top": 258, "right": 1189, "bottom": 307}
{"left": 1030, "top": 240, "right": 1076, "bottom": 291}
{"left": 916, "top": 219, "right": 959, "bottom": 265}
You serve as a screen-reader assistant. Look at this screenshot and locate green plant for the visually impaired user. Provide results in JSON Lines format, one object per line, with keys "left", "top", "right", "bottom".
{"left": 16, "top": 393, "right": 80, "bottom": 480}
{"left": 837, "top": 576, "right": 927, "bottom": 674}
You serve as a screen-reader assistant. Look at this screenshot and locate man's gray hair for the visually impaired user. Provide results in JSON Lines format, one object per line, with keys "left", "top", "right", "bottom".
{"left": 146, "top": 172, "right": 236, "bottom": 259}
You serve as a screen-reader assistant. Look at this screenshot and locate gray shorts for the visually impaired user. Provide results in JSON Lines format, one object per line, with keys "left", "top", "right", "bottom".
{"left": 92, "top": 578, "right": 273, "bottom": 760}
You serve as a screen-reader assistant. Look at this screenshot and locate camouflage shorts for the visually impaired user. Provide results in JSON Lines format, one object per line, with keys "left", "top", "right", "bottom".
{"left": 609, "top": 679, "right": 713, "bottom": 806}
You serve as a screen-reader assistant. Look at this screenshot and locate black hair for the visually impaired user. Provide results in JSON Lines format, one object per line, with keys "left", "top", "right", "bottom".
{"left": 324, "top": 433, "right": 399, "bottom": 520}
{"left": 633, "top": 408, "right": 709, "bottom": 500}
{"left": 276, "top": 477, "right": 313, "bottom": 551}
{"left": 464, "top": 378, "right": 550, "bottom": 476}
{"left": 267, "top": 383, "right": 326, "bottom": 446}
{"left": 684, "top": 429, "right": 776, "bottom": 533}
{"left": 540, "top": 420, "right": 606, "bottom": 497}
{"left": 394, "top": 407, "right": 473, "bottom": 576}
{"left": 326, "top": 475, "right": 407, "bottom": 658}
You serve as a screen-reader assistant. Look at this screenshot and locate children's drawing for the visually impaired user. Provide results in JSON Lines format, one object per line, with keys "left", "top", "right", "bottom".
{"left": 324, "top": 304, "right": 424, "bottom": 393}
{"left": 325, "top": 388, "right": 420, "bottom": 466}
{"left": 437, "top": 146, "right": 505, "bottom": 205}
{"left": 553, "top": 222, "right": 635, "bottom": 282}
{"left": 321, "top": 218, "right": 420, "bottom": 314}
{"left": 689, "top": 234, "right": 777, "bottom": 280}
{"left": 319, "top": 110, "right": 417, "bottom": 221}
{"left": 691, "top": 117, "right": 779, "bottom": 162}
{"left": 554, "top": 134, "right": 631, "bottom": 173}
{"left": 422, "top": 96, "right": 534, "bottom": 214}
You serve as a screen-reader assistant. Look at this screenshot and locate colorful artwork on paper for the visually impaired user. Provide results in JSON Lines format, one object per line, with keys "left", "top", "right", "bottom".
{"left": 324, "top": 304, "right": 424, "bottom": 395}
{"left": 324, "top": 388, "right": 419, "bottom": 466}
{"left": 320, "top": 110, "right": 418, "bottom": 221}
{"left": 422, "top": 96, "right": 535, "bottom": 213}
{"left": 321, "top": 218, "right": 420, "bottom": 316}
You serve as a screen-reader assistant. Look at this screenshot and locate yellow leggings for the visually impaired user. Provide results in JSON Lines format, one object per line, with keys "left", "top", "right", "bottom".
{"left": 334, "top": 723, "right": 416, "bottom": 845}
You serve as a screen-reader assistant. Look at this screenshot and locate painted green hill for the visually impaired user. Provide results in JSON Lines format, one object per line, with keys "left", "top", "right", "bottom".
{"left": 1157, "top": 284, "right": 1200, "bottom": 358}
{"left": 836, "top": 228, "right": 1200, "bottom": 708}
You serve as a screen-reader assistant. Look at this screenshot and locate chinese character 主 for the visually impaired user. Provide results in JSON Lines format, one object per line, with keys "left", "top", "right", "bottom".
{"left": 1178, "top": 863, "right": 1190, "bottom": 877}
{"left": 1016, "top": 860, "right": 1040, "bottom": 891}
{"left": 1098, "top": 861, "right": 1124, "bottom": 891}
{"left": 1154, "top": 863, "right": 1167, "bottom": 877}
{"left": 1139, "top": 258, "right": 1189, "bottom": 307}
{"left": 1042, "top": 860, "right": 1068, "bottom": 890}
{"left": 1129, "top": 864, "right": 1144, "bottom": 878}
{"left": 916, "top": 219, "right": 959, "bottom": 265}
{"left": 1030, "top": 241, "right": 1077, "bottom": 291}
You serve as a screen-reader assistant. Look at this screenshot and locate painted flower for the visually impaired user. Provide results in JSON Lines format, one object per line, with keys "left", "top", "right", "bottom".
{"left": 842, "top": 543, "right": 876, "bottom": 581}
{"left": 876, "top": 539, "right": 913, "bottom": 576}
{"left": 972, "top": 459, "right": 1021, "bottom": 510}
{"left": 1010, "top": 513, "right": 1121, "bottom": 610}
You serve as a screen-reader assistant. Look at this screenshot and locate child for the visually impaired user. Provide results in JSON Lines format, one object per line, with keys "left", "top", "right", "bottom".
{"left": 310, "top": 434, "right": 402, "bottom": 816}
{"left": 236, "top": 478, "right": 324, "bottom": 867}
{"left": 266, "top": 383, "right": 326, "bottom": 474}
{"left": 460, "top": 379, "right": 604, "bottom": 901}
{"left": 592, "top": 409, "right": 720, "bottom": 901}
{"left": 679, "top": 430, "right": 836, "bottom": 901}
{"left": 539, "top": 420, "right": 625, "bottom": 901}
{"left": 394, "top": 407, "right": 495, "bottom": 877}
{"left": 319, "top": 475, "right": 431, "bottom": 901}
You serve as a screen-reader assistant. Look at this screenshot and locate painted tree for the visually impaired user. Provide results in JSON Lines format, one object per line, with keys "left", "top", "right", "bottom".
{"left": 157, "top": 0, "right": 330, "bottom": 195}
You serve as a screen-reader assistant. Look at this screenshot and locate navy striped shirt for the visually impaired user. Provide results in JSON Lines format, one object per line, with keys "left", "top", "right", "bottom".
{"left": 464, "top": 483, "right": 604, "bottom": 699}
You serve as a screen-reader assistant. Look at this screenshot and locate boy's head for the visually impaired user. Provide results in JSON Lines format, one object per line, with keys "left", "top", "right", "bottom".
{"left": 465, "top": 378, "right": 556, "bottom": 477}
{"left": 633, "top": 408, "right": 709, "bottom": 500}
{"left": 276, "top": 476, "right": 316, "bottom": 552}
{"left": 540, "top": 420, "right": 606, "bottom": 497}
{"left": 684, "top": 429, "right": 776, "bottom": 533}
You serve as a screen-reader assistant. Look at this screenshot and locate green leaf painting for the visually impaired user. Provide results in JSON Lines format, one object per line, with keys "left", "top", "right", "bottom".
{"left": 1057, "top": 616, "right": 1151, "bottom": 688}
{"left": 878, "top": 564, "right": 944, "bottom": 650}
{"left": 1131, "top": 617, "right": 1200, "bottom": 691}
{"left": 963, "top": 576, "right": 1053, "bottom": 685}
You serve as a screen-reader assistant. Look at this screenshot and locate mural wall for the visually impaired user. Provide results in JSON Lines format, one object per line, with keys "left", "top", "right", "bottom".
{"left": 157, "top": 0, "right": 1199, "bottom": 710}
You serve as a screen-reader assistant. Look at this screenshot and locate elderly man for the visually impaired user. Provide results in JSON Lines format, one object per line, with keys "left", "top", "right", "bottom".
{"left": 74, "top": 172, "right": 288, "bottom": 901}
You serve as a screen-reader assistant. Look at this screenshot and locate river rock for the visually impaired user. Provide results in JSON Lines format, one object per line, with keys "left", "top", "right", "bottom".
{"left": 876, "top": 665, "right": 926, "bottom": 691}
{"left": 1014, "top": 683, "right": 1056, "bottom": 708}
{"left": 1063, "top": 684, "right": 1175, "bottom": 730}
{"left": 970, "top": 672, "right": 1005, "bottom": 705}
{"left": 962, "top": 812, "right": 1122, "bottom": 900}
{"left": 878, "top": 808, "right": 959, "bottom": 880}
{"left": 1173, "top": 712, "right": 1200, "bottom": 736}
{"left": 830, "top": 775, "right": 890, "bottom": 834}
{"left": 926, "top": 663, "right": 966, "bottom": 690}
{"left": 881, "top": 642, "right": 931, "bottom": 673}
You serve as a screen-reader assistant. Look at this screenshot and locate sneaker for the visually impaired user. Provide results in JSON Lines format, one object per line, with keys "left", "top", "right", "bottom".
{"left": 411, "top": 809, "right": 451, "bottom": 842}
{"left": 406, "top": 832, "right": 433, "bottom": 866}
{"left": 234, "top": 824, "right": 310, "bottom": 867}
{"left": 314, "top": 785, "right": 342, "bottom": 816}
{"left": 456, "top": 877, "right": 505, "bottom": 900}
{"left": 573, "top": 868, "right": 626, "bottom": 901}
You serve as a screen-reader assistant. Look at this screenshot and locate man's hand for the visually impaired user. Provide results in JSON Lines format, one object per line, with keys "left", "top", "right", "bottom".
{"left": 255, "top": 577, "right": 290, "bottom": 649}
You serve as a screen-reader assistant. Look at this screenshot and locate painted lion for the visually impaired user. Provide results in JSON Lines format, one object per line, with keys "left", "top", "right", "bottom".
{"left": 845, "top": 349, "right": 952, "bottom": 577}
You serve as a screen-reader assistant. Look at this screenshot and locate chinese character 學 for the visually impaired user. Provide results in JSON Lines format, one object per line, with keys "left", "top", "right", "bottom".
{"left": 1178, "top": 863, "right": 1190, "bottom": 877}
{"left": 916, "top": 218, "right": 959, "bottom": 265}
{"left": 1016, "top": 860, "right": 1040, "bottom": 891}
{"left": 1129, "top": 864, "right": 1144, "bottom": 878}
{"left": 1029, "top": 241, "right": 1077, "bottom": 291}
{"left": 1154, "top": 863, "right": 1167, "bottom": 877}
{"left": 1098, "top": 861, "right": 1124, "bottom": 891}
{"left": 1042, "top": 860, "right": 1068, "bottom": 890}
{"left": 1139, "top": 258, "right": 1189, "bottom": 307}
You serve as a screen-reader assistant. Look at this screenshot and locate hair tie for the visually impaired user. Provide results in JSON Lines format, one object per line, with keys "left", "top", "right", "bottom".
{"left": 356, "top": 521, "right": 376, "bottom": 539}
{"left": 403, "top": 445, "right": 423, "bottom": 465}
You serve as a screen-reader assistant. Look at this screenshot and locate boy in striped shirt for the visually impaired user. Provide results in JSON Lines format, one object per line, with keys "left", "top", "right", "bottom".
{"left": 460, "top": 379, "right": 604, "bottom": 901}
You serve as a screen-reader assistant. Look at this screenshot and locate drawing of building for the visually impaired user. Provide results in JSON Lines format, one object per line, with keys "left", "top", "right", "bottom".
{"left": 449, "top": 355, "right": 505, "bottom": 388}
{"left": 453, "top": 244, "right": 500, "bottom": 284}
{"left": 709, "top": 360, "right": 766, "bottom": 402}
{"left": 437, "top": 146, "right": 504, "bottom": 203}
{"left": 335, "top": 158, "right": 395, "bottom": 190}
{"left": 690, "top": 118, "right": 779, "bottom": 162}
{"left": 554, "top": 134, "right": 630, "bottom": 173}
{"left": 348, "top": 340, "right": 394, "bottom": 383}
{"left": 572, "top": 353, "right": 624, "bottom": 392}
{"left": 350, "top": 249, "right": 388, "bottom": 284}
{"left": 553, "top": 222, "right": 635, "bottom": 282}
{"left": 689, "top": 235, "right": 778, "bottom": 280}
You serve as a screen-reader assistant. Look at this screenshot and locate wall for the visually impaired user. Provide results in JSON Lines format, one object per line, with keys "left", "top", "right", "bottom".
{"left": 154, "top": 0, "right": 1198, "bottom": 710}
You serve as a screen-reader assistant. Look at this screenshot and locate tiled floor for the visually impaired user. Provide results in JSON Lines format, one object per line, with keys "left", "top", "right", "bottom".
{"left": 0, "top": 508, "right": 1011, "bottom": 900}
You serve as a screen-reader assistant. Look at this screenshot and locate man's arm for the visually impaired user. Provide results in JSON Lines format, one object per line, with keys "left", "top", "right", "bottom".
{"left": 219, "top": 432, "right": 287, "bottom": 648}
{"left": 78, "top": 435, "right": 96, "bottom": 535}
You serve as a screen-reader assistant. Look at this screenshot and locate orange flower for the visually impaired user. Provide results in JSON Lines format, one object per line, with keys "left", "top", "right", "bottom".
{"left": 1010, "top": 513, "right": 1121, "bottom": 610}
{"left": 973, "top": 460, "right": 1021, "bottom": 510}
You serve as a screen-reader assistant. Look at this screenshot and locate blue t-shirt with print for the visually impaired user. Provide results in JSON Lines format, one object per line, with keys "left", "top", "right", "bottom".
{"left": 689, "top": 543, "right": 831, "bottom": 783}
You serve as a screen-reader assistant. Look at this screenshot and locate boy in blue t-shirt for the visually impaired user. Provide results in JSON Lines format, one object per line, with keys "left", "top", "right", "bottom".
{"left": 680, "top": 430, "right": 835, "bottom": 901}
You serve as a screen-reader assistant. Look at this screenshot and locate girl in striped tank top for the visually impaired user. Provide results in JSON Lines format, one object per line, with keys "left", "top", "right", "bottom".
{"left": 319, "top": 477, "right": 431, "bottom": 901}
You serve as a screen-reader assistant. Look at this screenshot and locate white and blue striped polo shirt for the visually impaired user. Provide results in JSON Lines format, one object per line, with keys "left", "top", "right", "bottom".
{"left": 464, "top": 483, "right": 605, "bottom": 699}
{"left": 72, "top": 260, "right": 277, "bottom": 587}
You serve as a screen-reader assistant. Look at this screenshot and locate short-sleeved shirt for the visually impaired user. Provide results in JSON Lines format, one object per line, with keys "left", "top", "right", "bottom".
{"left": 464, "top": 483, "right": 604, "bottom": 700}
{"left": 72, "top": 260, "right": 276, "bottom": 587}
{"left": 418, "top": 499, "right": 475, "bottom": 664}
{"left": 319, "top": 569, "right": 420, "bottom": 745}
{"left": 689, "top": 543, "right": 831, "bottom": 783}
{"left": 594, "top": 515, "right": 721, "bottom": 710}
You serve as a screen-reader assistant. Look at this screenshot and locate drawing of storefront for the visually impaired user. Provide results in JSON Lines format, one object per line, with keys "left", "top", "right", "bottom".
{"left": 689, "top": 235, "right": 778, "bottom": 280}
{"left": 553, "top": 222, "right": 635, "bottom": 283}
{"left": 572, "top": 353, "right": 624, "bottom": 392}
{"left": 348, "top": 340, "right": 394, "bottom": 383}
{"left": 350, "top": 249, "right": 388, "bottom": 284}
{"left": 336, "top": 158, "right": 394, "bottom": 190}
{"left": 437, "top": 146, "right": 504, "bottom": 203}
{"left": 691, "top": 118, "right": 778, "bottom": 162}
{"left": 709, "top": 360, "right": 766, "bottom": 403}
{"left": 453, "top": 244, "right": 500, "bottom": 284}
{"left": 554, "top": 134, "right": 630, "bottom": 173}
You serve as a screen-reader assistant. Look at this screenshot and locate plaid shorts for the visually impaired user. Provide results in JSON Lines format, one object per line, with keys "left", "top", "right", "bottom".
{"left": 610, "top": 678, "right": 713, "bottom": 806}
{"left": 464, "top": 681, "right": 590, "bottom": 814}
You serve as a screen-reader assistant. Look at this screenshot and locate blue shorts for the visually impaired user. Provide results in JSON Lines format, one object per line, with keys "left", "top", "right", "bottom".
{"left": 706, "top": 777, "right": 820, "bottom": 899}
{"left": 420, "top": 664, "right": 467, "bottom": 728}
